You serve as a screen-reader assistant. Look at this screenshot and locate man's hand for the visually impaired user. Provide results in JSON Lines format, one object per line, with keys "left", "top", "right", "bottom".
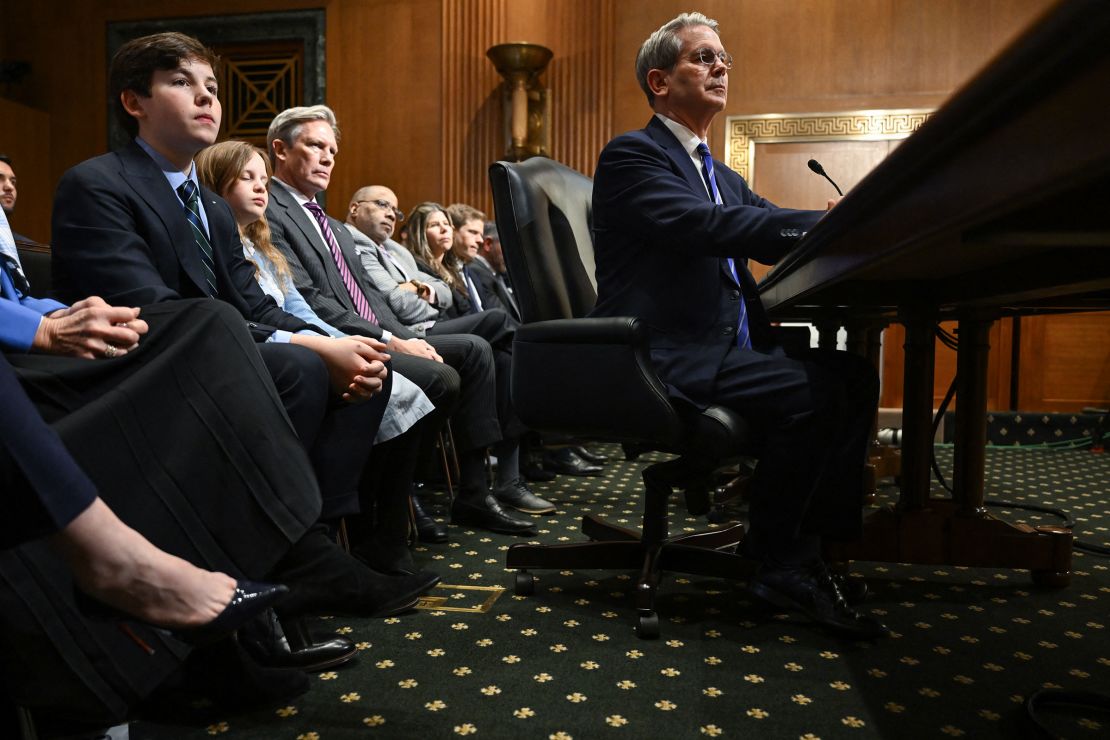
{"left": 397, "top": 280, "right": 434, "bottom": 303}
{"left": 33, "top": 298, "right": 148, "bottom": 359}
{"left": 292, "top": 335, "right": 389, "bottom": 402}
{"left": 346, "top": 334, "right": 391, "bottom": 358}
{"left": 412, "top": 281, "right": 433, "bottom": 302}
{"left": 387, "top": 335, "right": 443, "bottom": 363}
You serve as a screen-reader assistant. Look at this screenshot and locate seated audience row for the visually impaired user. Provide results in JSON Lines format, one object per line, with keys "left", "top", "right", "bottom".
{"left": 0, "top": 29, "right": 556, "bottom": 726}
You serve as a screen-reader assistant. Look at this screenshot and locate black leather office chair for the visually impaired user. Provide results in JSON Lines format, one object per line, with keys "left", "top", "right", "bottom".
{"left": 16, "top": 241, "right": 52, "bottom": 295}
{"left": 489, "top": 157, "right": 759, "bottom": 638}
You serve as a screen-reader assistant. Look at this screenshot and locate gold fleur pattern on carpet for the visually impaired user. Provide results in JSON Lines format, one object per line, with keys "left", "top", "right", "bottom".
{"left": 130, "top": 446, "right": 1109, "bottom": 739}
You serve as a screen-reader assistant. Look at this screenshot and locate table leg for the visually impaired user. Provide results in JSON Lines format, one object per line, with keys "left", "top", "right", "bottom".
{"left": 867, "top": 325, "right": 902, "bottom": 481}
{"left": 952, "top": 313, "right": 991, "bottom": 515}
{"left": 899, "top": 314, "right": 936, "bottom": 511}
{"left": 827, "top": 312, "right": 1073, "bottom": 585}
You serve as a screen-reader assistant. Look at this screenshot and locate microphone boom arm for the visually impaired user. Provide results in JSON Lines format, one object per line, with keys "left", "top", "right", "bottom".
{"left": 807, "top": 158, "right": 844, "bottom": 196}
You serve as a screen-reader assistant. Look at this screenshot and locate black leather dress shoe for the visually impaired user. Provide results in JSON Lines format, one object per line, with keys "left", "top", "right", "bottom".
{"left": 184, "top": 638, "right": 309, "bottom": 707}
{"left": 569, "top": 445, "right": 609, "bottom": 464}
{"left": 359, "top": 571, "right": 439, "bottom": 616}
{"left": 351, "top": 539, "right": 441, "bottom": 582}
{"left": 522, "top": 459, "right": 557, "bottom": 482}
{"left": 239, "top": 612, "right": 357, "bottom": 672}
{"left": 831, "top": 572, "right": 868, "bottom": 605}
{"left": 494, "top": 478, "right": 556, "bottom": 514}
{"left": 748, "top": 563, "right": 889, "bottom": 640}
{"left": 544, "top": 447, "right": 603, "bottom": 476}
{"left": 451, "top": 494, "right": 538, "bottom": 536}
{"left": 412, "top": 493, "right": 449, "bottom": 543}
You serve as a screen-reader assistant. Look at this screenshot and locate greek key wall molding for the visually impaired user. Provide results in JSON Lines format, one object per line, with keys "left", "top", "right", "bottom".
{"left": 724, "top": 109, "right": 934, "bottom": 180}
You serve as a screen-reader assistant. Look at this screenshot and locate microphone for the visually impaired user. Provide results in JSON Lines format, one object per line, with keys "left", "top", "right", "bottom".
{"left": 807, "top": 158, "right": 843, "bottom": 196}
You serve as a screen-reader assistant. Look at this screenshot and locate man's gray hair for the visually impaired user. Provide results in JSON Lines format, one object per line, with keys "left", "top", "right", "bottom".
{"left": 635, "top": 12, "right": 719, "bottom": 106}
{"left": 266, "top": 105, "right": 341, "bottom": 165}
{"left": 483, "top": 220, "right": 499, "bottom": 240}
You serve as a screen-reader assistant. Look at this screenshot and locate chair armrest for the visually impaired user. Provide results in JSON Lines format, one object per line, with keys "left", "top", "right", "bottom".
{"left": 516, "top": 316, "right": 647, "bottom": 345}
{"left": 511, "top": 317, "right": 683, "bottom": 446}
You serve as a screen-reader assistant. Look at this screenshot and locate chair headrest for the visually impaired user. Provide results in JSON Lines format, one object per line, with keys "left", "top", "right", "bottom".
{"left": 489, "top": 158, "right": 597, "bottom": 322}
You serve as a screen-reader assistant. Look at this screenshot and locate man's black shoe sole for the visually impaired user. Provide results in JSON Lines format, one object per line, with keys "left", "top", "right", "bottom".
{"left": 748, "top": 579, "right": 888, "bottom": 640}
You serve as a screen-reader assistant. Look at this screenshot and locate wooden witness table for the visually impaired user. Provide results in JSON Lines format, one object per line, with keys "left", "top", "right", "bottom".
{"left": 759, "top": 0, "right": 1110, "bottom": 585}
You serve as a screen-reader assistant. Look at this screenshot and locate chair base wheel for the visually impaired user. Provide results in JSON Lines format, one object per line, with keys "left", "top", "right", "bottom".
{"left": 635, "top": 610, "right": 660, "bottom": 639}
{"left": 1031, "top": 569, "right": 1070, "bottom": 588}
{"left": 515, "top": 572, "right": 536, "bottom": 595}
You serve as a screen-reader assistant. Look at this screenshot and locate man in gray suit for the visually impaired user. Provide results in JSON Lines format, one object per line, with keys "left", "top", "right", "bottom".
{"left": 344, "top": 185, "right": 450, "bottom": 331}
{"left": 264, "top": 106, "right": 549, "bottom": 533}
{"left": 344, "top": 182, "right": 553, "bottom": 516}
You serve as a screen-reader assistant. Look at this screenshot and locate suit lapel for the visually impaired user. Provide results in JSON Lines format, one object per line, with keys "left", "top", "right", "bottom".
{"left": 271, "top": 185, "right": 350, "bottom": 305}
{"left": 644, "top": 120, "right": 741, "bottom": 288}
{"left": 376, "top": 242, "right": 408, "bottom": 282}
{"left": 645, "top": 117, "right": 710, "bottom": 205}
{"left": 495, "top": 275, "right": 520, "bottom": 320}
{"left": 118, "top": 143, "right": 210, "bottom": 295}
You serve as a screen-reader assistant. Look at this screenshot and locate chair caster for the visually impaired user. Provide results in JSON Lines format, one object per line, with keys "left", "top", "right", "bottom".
{"left": 515, "top": 572, "right": 536, "bottom": 595}
{"left": 635, "top": 610, "right": 659, "bottom": 639}
{"left": 1031, "top": 569, "right": 1071, "bottom": 588}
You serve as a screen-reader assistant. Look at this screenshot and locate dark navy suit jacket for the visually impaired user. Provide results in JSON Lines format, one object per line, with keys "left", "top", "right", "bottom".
{"left": 589, "top": 116, "right": 823, "bottom": 407}
{"left": 468, "top": 257, "right": 520, "bottom": 322}
{"left": 50, "top": 141, "right": 312, "bottom": 341}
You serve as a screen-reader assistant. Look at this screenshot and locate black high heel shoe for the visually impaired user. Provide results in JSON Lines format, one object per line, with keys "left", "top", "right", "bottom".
{"left": 76, "top": 579, "right": 289, "bottom": 646}
{"left": 189, "top": 581, "right": 290, "bottom": 643}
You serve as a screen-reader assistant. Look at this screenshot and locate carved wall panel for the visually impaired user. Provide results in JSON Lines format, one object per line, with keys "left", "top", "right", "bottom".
{"left": 217, "top": 41, "right": 304, "bottom": 146}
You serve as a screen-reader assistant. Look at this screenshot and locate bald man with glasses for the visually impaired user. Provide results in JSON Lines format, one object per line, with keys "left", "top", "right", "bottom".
{"left": 345, "top": 186, "right": 452, "bottom": 326}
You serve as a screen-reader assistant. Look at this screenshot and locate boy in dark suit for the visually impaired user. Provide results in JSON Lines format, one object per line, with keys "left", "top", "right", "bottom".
{"left": 50, "top": 32, "right": 436, "bottom": 621}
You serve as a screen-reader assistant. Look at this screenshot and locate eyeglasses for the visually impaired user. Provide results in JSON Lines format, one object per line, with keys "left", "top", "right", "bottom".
{"left": 690, "top": 47, "right": 733, "bottom": 69}
{"left": 357, "top": 199, "right": 405, "bottom": 221}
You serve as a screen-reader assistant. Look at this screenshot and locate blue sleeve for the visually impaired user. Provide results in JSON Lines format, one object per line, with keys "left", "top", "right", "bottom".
{"left": 0, "top": 298, "right": 47, "bottom": 352}
{"left": 281, "top": 274, "right": 346, "bottom": 337}
{"left": 1, "top": 268, "right": 69, "bottom": 352}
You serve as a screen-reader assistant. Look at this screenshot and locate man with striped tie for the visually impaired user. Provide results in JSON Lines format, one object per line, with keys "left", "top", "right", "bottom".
{"left": 589, "top": 12, "right": 888, "bottom": 639}
{"left": 265, "top": 106, "right": 543, "bottom": 536}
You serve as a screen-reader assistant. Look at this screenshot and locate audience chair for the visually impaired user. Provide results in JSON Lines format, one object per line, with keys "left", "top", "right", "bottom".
{"left": 489, "top": 158, "right": 760, "bottom": 638}
{"left": 16, "top": 241, "right": 52, "bottom": 295}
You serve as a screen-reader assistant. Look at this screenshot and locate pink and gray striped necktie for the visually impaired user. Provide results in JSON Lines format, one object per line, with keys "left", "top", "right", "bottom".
{"left": 304, "top": 200, "right": 377, "bottom": 324}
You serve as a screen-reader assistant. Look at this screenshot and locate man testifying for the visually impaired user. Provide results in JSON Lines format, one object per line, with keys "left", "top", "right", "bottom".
{"left": 589, "top": 12, "right": 888, "bottom": 639}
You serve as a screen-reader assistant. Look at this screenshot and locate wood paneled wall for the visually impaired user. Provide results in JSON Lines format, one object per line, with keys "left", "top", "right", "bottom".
{"left": 0, "top": 0, "right": 1056, "bottom": 235}
{"left": 5, "top": 0, "right": 1099, "bottom": 411}
{"left": 0, "top": 98, "right": 50, "bottom": 243}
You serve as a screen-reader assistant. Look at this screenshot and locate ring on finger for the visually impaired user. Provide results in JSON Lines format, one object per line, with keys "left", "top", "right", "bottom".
{"left": 104, "top": 344, "right": 119, "bottom": 358}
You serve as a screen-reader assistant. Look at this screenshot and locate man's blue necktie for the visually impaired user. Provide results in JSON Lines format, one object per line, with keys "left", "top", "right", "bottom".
{"left": 696, "top": 142, "right": 750, "bottom": 349}
{"left": 177, "top": 179, "right": 218, "bottom": 297}
{"left": 463, "top": 265, "right": 483, "bottom": 313}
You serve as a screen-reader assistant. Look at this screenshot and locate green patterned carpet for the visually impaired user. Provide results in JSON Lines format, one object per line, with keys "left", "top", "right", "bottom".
{"left": 131, "top": 446, "right": 1110, "bottom": 740}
